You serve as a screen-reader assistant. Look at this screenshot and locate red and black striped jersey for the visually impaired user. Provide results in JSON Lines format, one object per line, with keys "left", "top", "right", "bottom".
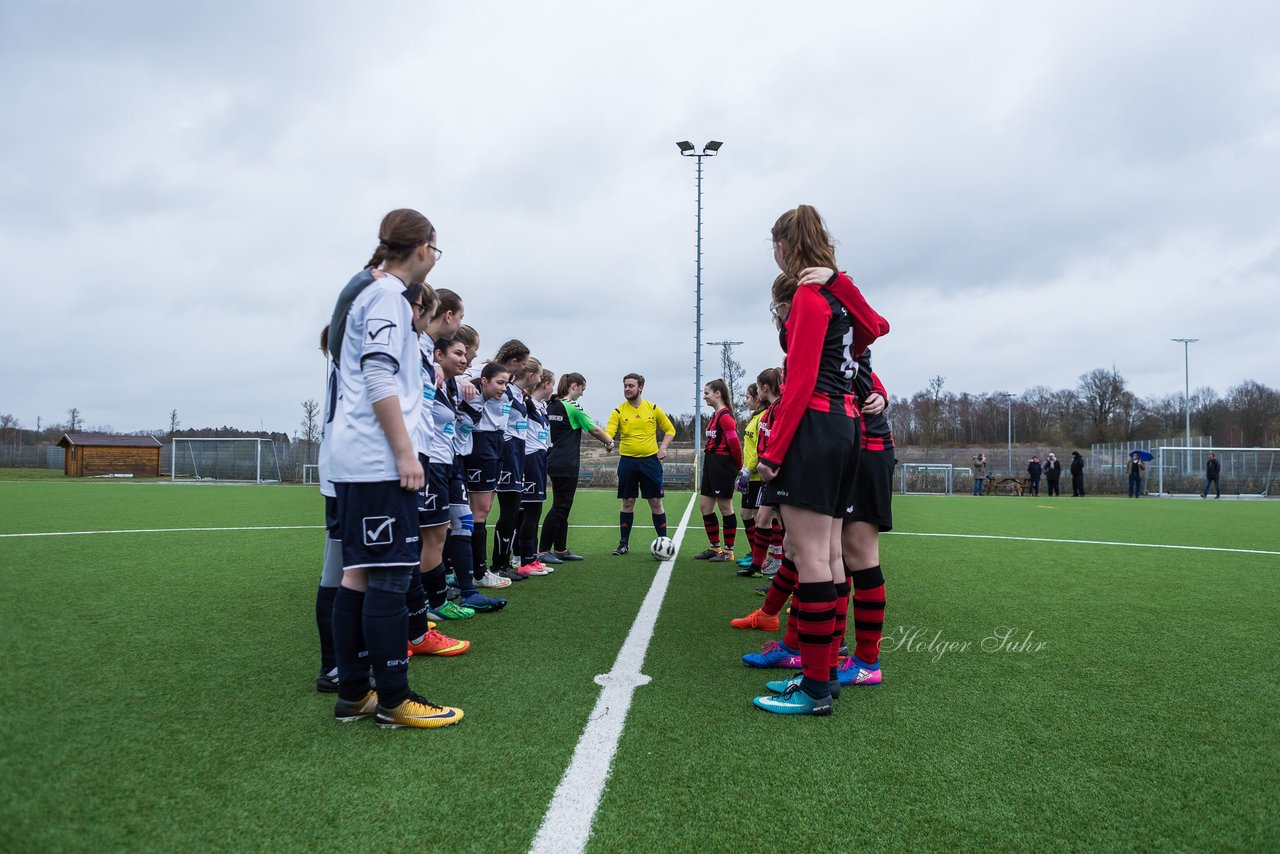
{"left": 854, "top": 350, "right": 894, "bottom": 451}
{"left": 755, "top": 401, "right": 778, "bottom": 467}
{"left": 760, "top": 272, "right": 888, "bottom": 470}
{"left": 703, "top": 407, "right": 743, "bottom": 467}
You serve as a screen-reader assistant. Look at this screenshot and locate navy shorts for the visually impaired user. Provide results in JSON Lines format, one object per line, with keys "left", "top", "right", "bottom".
{"left": 762, "top": 409, "right": 860, "bottom": 518}
{"left": 449, "top": 457, "right": 469, "bottom": 506}
{"left": 617, "top": 454, "right": 664, "bottom": 500}
{"left": 497, "top": 438, "right": 526, "bottom": 493}
{"left": 844, "top": 446, "right": 894, "bottom": 531}
{"left": 522, "top": 449, "right": 548, "bottom": 503}
{"left": 741, "top": 480, "right": 764, "bottom": 511}
{"left": 324, "top": 495, "right": 341, "bottom": 538}
{"left": 465, "top": 431, "right": 503, "bottom": 493}
{"left": 417, "top": 458, "right": 452, "bottom": 528}
{"left": 700, "top": 452, "right": 738, "bottom": 499}
{"left": 334, "top": 481, "right": 421, "bottom": 570}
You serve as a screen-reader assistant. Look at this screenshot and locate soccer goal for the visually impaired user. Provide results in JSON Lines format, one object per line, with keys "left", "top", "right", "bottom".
{"left": 171, "top": 438, "right": 283, "bottom": 483}
{"left": 302, "top": 464, "right": 321, "bottom": 485}
{"left": 900, "top": 463, "right": 955, "bottom": 495}
{"left": 1154, "top": 446, "right": 1280, "bottom": 498}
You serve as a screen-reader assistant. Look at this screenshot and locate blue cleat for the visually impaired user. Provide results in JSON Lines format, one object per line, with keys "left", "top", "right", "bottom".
{"left": 753, "top": 682, "right": 833, "bottom": 716}
{"left": 742, "top": 640, "right": 801, "bottom": 669}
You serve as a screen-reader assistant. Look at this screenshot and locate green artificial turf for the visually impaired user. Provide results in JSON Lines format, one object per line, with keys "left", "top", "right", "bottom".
{"left": 0, "top": 483, "right": 1276, "bottom": 851}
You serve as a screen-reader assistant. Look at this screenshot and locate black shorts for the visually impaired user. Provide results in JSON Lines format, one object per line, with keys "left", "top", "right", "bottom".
{"left": 617, "top": 455, "right": 664, "bottom": 500}
{"left": 334, "top": 480, "right": 421, "bottom": 570}
{"left": 522, "top": 449, "right": 548, "bottom": 503}
{"left": 844, "top": 447, "right": 894, "bottom": 531}
{"left": 448, "top": 457, "right": 469, "bottom": 506}
{"left": 465, "top": 431, "right": 503, "bottom": 493}
{"left": 741, "top": 480, "right": 764, "bottom": 510}
{"left": 762, "top": 409, "right": 860, "bottom": 517}
{"left": 497, "top": 438, "right": 525, "bottom": 494}
{"left": 700, "top": 452, "right": 738, "bottom": 499}
{"left": 324, "top": 495, "right": 341, "bottom": 538}
{"left": 417, "top": 458, "right": 451, "bottom": 528}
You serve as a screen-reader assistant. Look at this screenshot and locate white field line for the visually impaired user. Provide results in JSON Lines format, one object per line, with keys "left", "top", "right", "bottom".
{"left": 884, "top": 531, "right": 1280, "bottom": 557}
{"left": 2, "top": 524, "right": 1278, "bottom": 558}
{"left": 528, "top": 492, "right": 699, "bottom": 854}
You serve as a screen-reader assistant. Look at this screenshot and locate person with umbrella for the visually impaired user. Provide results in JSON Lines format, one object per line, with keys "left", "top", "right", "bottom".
{"left": 1127, "top": 450, "right": 1150, "bottom": 498}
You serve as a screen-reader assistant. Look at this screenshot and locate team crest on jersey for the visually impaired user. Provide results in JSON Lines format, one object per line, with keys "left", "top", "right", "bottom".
{"left": 362, "top": 516, "right": 395, "bottom": 546}
{"left": 366, "top": 319, "right": 396, "bottom": 345}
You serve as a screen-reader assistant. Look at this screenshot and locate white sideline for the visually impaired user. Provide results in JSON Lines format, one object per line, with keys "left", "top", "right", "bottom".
{"left": 885, "top": 531, "right": 1280, "bottom": 557}
{"left": 528, "top": 492, "right": 699, "bottom": 854}
{"left": 0, "top": 523, "right": 629, "bottom": 539}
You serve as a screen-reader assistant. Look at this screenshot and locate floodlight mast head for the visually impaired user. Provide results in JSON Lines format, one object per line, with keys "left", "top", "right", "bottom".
{"left": 677, "top": 140, "right": 695, "bottom": 154}
{"left": 703, "top": 140, "right": 722, "bottom": 154}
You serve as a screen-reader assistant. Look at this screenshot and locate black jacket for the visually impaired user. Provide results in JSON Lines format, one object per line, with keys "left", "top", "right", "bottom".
{"left": 1206, "top": 458, "right": 1221, "bottom": 479}
{"left": 1044, "top": 459, "right": 1061, "bottom": 480}
{"left": 1070, "top": 457, "right": 1084, "bottom": 476}
{"left": 1028, "top": 461, "right": 1042, "bottom": 478}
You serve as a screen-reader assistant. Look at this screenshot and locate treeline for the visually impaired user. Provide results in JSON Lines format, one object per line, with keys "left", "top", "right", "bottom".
{"left": 887, "top": 370, "right": 1280, "bottom": 450}
{"left": 0, "top": 417, "right": 290, "bottom": 447}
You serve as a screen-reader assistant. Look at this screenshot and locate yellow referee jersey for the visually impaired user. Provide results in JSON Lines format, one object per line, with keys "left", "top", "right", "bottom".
{"left": 605, "top": 399, "right": 675, "bottom": 458}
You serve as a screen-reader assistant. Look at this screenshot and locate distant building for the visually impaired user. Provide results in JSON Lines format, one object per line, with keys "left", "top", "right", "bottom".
{"left": 56, "top": 433, "right": 162, "bottom": 478}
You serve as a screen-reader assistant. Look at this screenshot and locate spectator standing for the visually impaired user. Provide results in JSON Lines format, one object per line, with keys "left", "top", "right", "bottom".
{"left": 1127, "top": 451, "right": 1145, "bottom": 498}
{"left": 972, "top": 453, "right": 988, "bottom": 496}
{"left": 1044, "top": 453, "right": 1062, "bottom": 496}
{"left": 1202, "top": 453, "right": 1222, "bottom": 499}
{"left": 1027, "top": 455, "right": 1042, "bottom": 496}
{"left": 1070, "top": 451, "right": 1086, "bottom": 497}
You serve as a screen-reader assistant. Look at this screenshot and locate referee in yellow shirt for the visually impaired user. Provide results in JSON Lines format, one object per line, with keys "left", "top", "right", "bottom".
{"left": 604, "top": 373, "right": 676, "bottom": 555}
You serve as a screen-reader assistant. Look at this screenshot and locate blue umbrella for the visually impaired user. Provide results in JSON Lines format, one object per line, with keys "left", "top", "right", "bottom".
{"left": 1133, "top": 449, "right": 1153, "bottom": 462}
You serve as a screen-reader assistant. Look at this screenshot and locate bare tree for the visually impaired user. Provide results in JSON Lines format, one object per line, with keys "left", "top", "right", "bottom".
{"left": 1077, "top": 368, "right": 1127, "bottom": 443}
{"left": 300, "top": 399, "right": 321, "bottom": 463}
{"left": 169, "top": 409, "right": 181, "bottom": 439}
{"left": 66, "top": 407, "right": 82, "bottom": 432}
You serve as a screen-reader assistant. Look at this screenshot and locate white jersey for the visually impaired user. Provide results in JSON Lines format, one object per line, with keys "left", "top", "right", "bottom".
{"left": 317, "top": 360, "right": 337, "bottom": 498}
{"left": 504, "top": 385, "right": 528, "bottom": 442}
{"left": 327, "top": 273, "right": 422, "bottom": 482}
{"left": 424, "top": 372, "right": 459, "bottom": 462}
{"left": 474, "top": 378, "right": 509, "bottom": 434}
{"left": 416, "top": 333, "right": 440, "bottom": 458}
{"left": 454, "top": 381, "right": 480, "bottom": 457}
{"left": 525, "top": 397, "right": 550, "bottom": 454}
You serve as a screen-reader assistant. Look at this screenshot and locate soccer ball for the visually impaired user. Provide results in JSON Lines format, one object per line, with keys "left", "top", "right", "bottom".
{"left": 650, "top": 536, "right": 676, "bottom": 561}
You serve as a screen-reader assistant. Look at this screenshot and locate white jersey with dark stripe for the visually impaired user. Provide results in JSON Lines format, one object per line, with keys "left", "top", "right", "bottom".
{"left": 504, "top": 385, "right": 529, "bottom": 442}
{"left": 473, "top": 377, "right": 509, "bottom": 434}
{"left": 424, "top": 370, "right": 459, "bottom": 462}
{"left": 328, "top": 273, "right": 421, "bottom": 482}
{"left": 416, "top": 333, "right": 439, "bottom": 457}
{"left": 452, "top": 379, "right": 480, "bottom": 457}
{"left": 524, "top": 397, "right": 550, "bottom": 454}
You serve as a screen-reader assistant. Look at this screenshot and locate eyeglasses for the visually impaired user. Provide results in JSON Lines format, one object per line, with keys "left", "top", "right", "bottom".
{"left": 425, "top": 243, "right": 443, "bottom": 260}
{"left": 410, "top": 302, "right": 428, "bottom": 315}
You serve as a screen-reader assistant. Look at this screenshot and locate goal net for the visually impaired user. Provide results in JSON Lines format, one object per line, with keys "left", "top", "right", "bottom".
{"left": 1153, "top": 446, "right": 1280, "bottom": 498}
{"left": 302, "top": 464, "right": 321, "bottom": 485}
{"left": 171, "top": 438, "right": 282, "bottom": 483}
{"left": 899, "top": 463, "right": 955, "bottom": 495}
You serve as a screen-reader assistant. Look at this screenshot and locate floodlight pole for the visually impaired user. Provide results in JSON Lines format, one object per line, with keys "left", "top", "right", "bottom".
{"left": 1172, "top": 338, "right": 1198, "bottom": 472}
{"left": 678, "top": 140, "right": 722, "bottom": 482}
{"left": 998, "top": 392, "right": 1014, "bottom": 474}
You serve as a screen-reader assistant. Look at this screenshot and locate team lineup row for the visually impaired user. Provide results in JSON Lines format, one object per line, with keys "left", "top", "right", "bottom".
{"left": 315, "top": 203, "right": 894, "bottom": 726}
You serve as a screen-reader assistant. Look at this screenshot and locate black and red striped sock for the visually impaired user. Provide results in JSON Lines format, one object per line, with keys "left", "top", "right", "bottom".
{"left": 750, "top": 522, "right": 769, "bottom": 566}
{"left": 701, "top": 513, "right": 720, "bottom": 548}
{"left": 763, "top": 556, "right": 799, "bottom": 617}
{"left": 742, "top": 516, "right": 756, "bottom": 553}
{"left": 794, "top": 580, "right": 838, "bottom": 689}
{"left": 722, "top": 514, "right": 737, "bottom": 549}
{"left": 829, "top": 574, "right": 853, "bottom": 671}
{"left": 767, "top": 522, "right": 784, "bottom": 559}
{"left": 851, "top": 564, "right": 886, "bottom": 663}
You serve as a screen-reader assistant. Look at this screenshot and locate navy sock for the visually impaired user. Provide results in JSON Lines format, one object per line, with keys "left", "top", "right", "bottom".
{"left": 653, "top": 512, "right": 667, "bottom": 538}
{"left": 424, "top": 564, "right": 448, "bottom": 609}
{"left": 316, "top": 585, "right": 337, "bottom": 672}
{"left": 620, "top": 511, "right": 634, "bottom": 544}
{"left": 406, "top": 572, "right": 429, "bottom": 641}
{"left": 363, "top": 587, "right": 410, "bottom": 708}
{"left": 445, "top": 534, "right": 476, "bottom": 594}
{"left": 331, "top": 587, "right": 369, "bottom": 701}
{"left": 472, "top": 520, "right": 488, "bottom": 580}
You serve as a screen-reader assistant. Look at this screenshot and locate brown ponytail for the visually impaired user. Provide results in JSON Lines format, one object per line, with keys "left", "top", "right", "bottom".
{"left": 770, "top": 204, "right": 838, "bottom": 278}
{"left": 365, "top": 209, "right": 435, "bottom": 269}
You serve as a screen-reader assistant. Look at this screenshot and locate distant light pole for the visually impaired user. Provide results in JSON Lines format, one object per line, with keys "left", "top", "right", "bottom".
{"left": 1171, "top": 338, "right": 1198, "bottom": 471}
{"left": 706, "top": 339, "right": 744, "bottom": 411}
{"left": 998, "top": 392, "right": 1015, "bottom": 473}
{"left": 677, "top": 140, "right": 722, "bottom": 481}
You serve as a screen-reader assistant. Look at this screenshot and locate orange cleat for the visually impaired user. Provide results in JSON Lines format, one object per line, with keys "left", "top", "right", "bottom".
{"left": 730, "top": 608, "right": 780, "bottom": 632}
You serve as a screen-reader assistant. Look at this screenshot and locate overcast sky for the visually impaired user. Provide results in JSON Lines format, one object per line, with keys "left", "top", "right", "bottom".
{"left": 2, "top": 1, "right": 1277, "bottom": 435}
